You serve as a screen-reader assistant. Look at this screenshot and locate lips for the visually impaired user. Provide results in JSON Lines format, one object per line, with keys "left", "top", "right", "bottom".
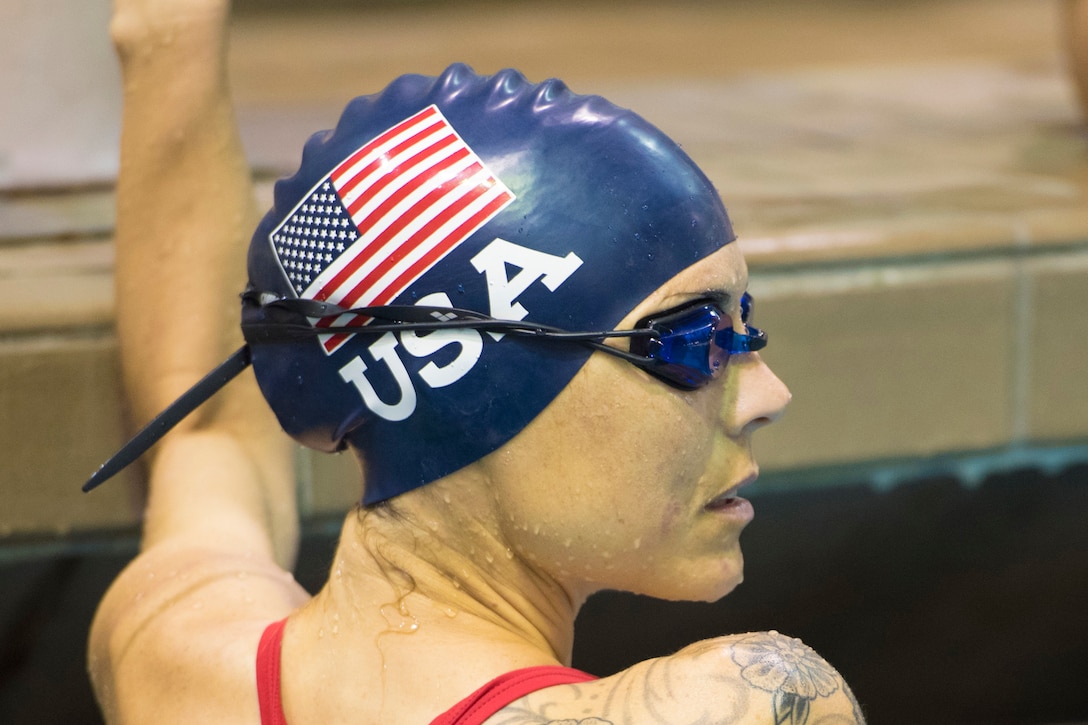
{"left": 705, "top": 471, "right": 758, "bottom": 511}
{"left": 706, "top": 489, "right": 742, "bottom": 510}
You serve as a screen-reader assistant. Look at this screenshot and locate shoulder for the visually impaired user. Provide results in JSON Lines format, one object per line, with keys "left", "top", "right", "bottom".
{"left": 661, "top": 631, "right": 865, "bottom": 724}
{"left": 89, "top": 540, "right": 309, "bottom": 723}
{"left": 494, "top": 631, "right": 865, "bottom": 725}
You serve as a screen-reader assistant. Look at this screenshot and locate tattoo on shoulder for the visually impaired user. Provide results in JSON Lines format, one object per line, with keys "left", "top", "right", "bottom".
{"left": 491, "top": 632, "right": 864, "bottom": 725}
{"left": 731, "top": 632, "right": 865, "bottom": 725}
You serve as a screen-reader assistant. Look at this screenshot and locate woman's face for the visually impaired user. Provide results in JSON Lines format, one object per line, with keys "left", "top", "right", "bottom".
{"left": 481, "top": 243, "right": 791, "bottom": 604}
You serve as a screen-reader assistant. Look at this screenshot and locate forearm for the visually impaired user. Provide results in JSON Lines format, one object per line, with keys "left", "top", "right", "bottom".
{"left": 112, "top": 1, "right": 251, "bottom": 420}
{"left": 111, "top": 0, "right": 298, "bottom": 566}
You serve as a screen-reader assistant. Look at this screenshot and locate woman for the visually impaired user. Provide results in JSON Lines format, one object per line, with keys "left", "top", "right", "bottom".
{"left": 90, "top": 1, "right": 864, "bottom": 723}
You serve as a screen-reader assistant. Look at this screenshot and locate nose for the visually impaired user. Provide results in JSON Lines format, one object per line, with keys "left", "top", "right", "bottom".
{"left": 724, "top": 353, "right": 791, "bottom": 437}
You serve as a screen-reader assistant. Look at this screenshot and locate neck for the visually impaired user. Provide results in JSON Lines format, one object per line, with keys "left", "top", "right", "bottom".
{"left": 308, "top": 483, "right": 582, "bottom": 666}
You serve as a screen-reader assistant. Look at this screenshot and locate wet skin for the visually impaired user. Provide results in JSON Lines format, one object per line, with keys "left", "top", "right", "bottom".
{"left": 478, "top": 243, "right": 792, "bottom": 605}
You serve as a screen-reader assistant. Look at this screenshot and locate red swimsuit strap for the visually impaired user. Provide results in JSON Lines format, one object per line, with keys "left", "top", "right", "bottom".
{"left": 256, "top": 617, "right": 596, "bottom": 725}
{"left": 256, "top": 618, "right": 289, "bottom": 725}
{"left": 430, "top": 665, "right": 598, "bottom": 725}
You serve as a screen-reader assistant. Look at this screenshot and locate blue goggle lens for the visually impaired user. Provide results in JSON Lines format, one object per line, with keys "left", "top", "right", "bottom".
{"left": 630, "top": 293, "right": 766, "bottom": 389}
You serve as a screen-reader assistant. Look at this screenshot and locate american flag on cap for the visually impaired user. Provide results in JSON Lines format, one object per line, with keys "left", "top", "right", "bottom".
{"left": 269, "top": 104, "right": 515, "bottom": 354}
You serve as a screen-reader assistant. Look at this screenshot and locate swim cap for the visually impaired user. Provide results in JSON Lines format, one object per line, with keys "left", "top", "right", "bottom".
{"left": 243, "top": 64, "right": 734, "bottom": 504}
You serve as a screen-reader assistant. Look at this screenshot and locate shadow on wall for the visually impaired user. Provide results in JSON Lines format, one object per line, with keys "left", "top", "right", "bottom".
{"left": 1, "top": 464, "right": 1087, "bottom": 724}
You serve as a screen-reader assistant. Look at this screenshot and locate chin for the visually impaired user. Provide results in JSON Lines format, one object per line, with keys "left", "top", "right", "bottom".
{"left": 705, "top": 569, "right": 745, "bottom": 603}
{"left": 632, "top": 554, "right": 746, "bottom": 603}
{"left": 684, "top": 545, "right": 746, "bottom": 602}
{"left": 684, "top": 568, "right": 744, "bottom": 603}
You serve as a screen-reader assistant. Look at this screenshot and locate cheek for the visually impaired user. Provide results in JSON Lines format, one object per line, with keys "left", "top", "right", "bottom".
{"left": 489, "top": 360, "right": 726, "bottom": 585}
{"left": 556, "top": 377, "right": 717, "bottom": 543}
{"left": 585, "top": 374, "right": 714, "bottom": 498}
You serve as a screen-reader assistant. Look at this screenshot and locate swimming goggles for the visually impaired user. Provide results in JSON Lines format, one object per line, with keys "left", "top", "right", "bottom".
{"left": 84, "top": 291, "right": 765, "bottom": 491}
{"left": 240, "top": 289, "right": 765, "bottom": 389}
{"left": 628, "top": 292, "right": 766, "bottom": 389}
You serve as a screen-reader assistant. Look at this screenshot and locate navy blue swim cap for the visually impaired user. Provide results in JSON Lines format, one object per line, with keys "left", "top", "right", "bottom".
{"left": 244, "top": 64, "right": 734, "bottom": 505}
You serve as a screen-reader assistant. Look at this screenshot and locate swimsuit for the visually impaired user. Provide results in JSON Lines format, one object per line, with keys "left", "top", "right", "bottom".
{"left": 256, "top": 618, "right": 597, "bottom": 725}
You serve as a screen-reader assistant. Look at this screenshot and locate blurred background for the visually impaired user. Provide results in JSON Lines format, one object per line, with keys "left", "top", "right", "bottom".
{"left": 2, "top": 0, "right": 1088, "bottom": 722}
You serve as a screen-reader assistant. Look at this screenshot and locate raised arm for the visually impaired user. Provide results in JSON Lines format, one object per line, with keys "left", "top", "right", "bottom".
{"left": 89, "top": 2, "right": 308, "bottom": 719}
{"left": 109, "top": 0, "right": 297, "bottom": 565}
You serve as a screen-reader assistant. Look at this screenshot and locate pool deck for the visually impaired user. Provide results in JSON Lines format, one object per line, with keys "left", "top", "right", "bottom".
{"left": 2, "top": 0, "right": 1088, "bottom": 537}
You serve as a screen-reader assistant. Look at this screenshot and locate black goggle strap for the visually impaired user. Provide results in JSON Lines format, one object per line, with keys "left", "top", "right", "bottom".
{"left": 243, "top": 292, "right": 659, "bottom": 350}
{"left": 84, "top": 296, "right": 660, "bottom": 493}
{"left": 83, "top": 345, "right": 253, "bottom": 492}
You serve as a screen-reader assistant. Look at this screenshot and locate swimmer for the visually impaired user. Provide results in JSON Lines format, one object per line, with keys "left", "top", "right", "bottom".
{"left": 89, "top": 1, "right": 865, "bottom": 723}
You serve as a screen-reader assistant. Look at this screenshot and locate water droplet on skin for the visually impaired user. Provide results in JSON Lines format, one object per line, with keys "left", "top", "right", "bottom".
{"left": 426, "top": 519, "right": 439, "bottom": 532}
{"left": 442, "top": 606, "right": 458, "bottom": 618}
{"left": 485, "top": 552, "right": 494, "bottom": 564}
{"left": 633, "top": 538, "right": 642, "bottom": 549}
{"left": 442, "top": 492, "right": 451, "bottom": 504}
{"left": 332, "top": 624, "right": 339, "bottom": 636}
{"left": 533, "top": 524, "right": 541, "bottom": 535}
{"left": 318, "top": 628, "right": 325, "bottom": 639}
{"left": 380, "top": 603, "right": 420, "bottom": 634}
{"left": 505, "top": 548, "right": 514, "bottom": 560}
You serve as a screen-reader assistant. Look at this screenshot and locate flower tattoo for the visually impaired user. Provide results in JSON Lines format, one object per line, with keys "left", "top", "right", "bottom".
{"left": 732, "top": 632, "right": 843, "bottom": 725}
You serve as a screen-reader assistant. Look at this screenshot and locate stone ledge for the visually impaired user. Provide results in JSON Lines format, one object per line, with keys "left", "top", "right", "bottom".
{"left": 0, "top": 189, "right": 114, "bottom": 244}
